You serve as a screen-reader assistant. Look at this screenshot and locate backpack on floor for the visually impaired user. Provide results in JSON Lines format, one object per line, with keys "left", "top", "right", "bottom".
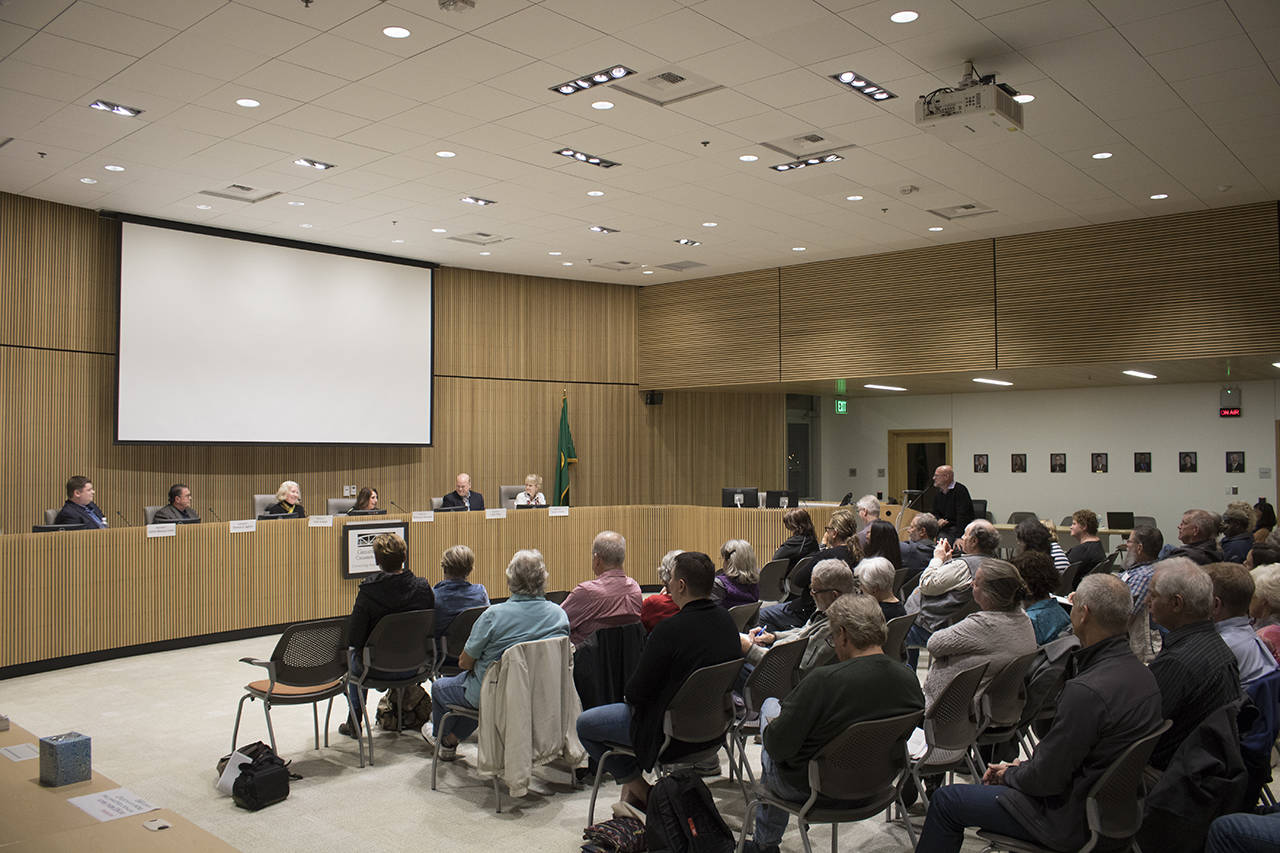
{"left": 644, "top": 769, "right": 734, "bottom": 853}
{"left": 376, "top": 684, "right": 432, "bottom": 731}
{"left": 230, "top": 743, "right": 291, "bottom": 811}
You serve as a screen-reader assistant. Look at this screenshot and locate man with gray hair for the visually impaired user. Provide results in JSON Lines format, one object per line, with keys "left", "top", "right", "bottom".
{"left": 918, "top": 574, "right": 1163, "bottom": 853}
{"left": 1168, "top": 509, "right": 1224, "bottom": 565}
{"left": 742, "top": 559, "right": 852, "bottom": 678}
{"left": 901, "top": 512, "right": 939, "bottom": 573}
{"left": 904, "top": 518, "right": 1002, "bottom": 669}
{"left": 855, "top": 494, "right": 880, "bottom": 546}
{"left": 1146, "top": 557, "right": 1241, "bottom": 770}
{"left": 561, "top": 530, "right": 642, "bottom": 646}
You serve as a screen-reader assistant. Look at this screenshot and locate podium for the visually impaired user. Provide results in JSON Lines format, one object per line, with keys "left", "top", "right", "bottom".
{"left": 880, "top": 504, "right": 920, "bottom": 541}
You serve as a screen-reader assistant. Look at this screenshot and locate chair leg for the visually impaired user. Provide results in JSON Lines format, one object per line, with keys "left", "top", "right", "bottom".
{"left": 322, "top": 697, "right": 334, "bottom": 748}
{"left": 261, "top": 699, "right": 277, "bottom": 754}
{"left": 396, "top": 687, "right": 405, "bottom": 733}
{"left": 312, "top": 702, "right": 320, "bottom": 750}
{"left": 493, "top": 776, "right": 502, "bottom": 814}
{"left": 587, "top": 747, "right": 618, "bottom": 826}
{"left": 830, "top": 821, "right": 838, "bottom": 853}
{"left": 736, "top": 801, "right": 761, "bottom": 853}
{"left": 362, "top": 698, "right": 376, "bottom": 767}
{"left": 798, "top": 818, "right": 813, "bottom": 853}
{"left": 232, "top": 694, "right": 251, "bottom": 753}
{"left": 897, "top": 790, "right": 917, "bottom": 847}
{"left": 432, "top": 709, "right": 456, "bottom": 792}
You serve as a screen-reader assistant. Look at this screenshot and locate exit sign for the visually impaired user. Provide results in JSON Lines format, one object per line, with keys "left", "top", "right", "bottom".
{"left": 835, "top": 398, "right": 848, "bottom": 415}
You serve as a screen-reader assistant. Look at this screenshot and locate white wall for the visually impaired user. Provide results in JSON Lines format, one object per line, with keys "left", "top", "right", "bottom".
{"left": 819, "top": 380, "right": 1280, "bottom": 537}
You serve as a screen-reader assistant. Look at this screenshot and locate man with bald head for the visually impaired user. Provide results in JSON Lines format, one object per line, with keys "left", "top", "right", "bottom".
{"left": 441, "top": 473, "right": 484, "bottom": 511}
{"left": 561, "top": 530, "right": 642, "bottom": 646}
{"left": 1168, "top": 509, "right": 1223, "bottom": 565}
{"left": 930, "top": 465, "right": 974, "bottom": 544}
{"left": 1146, "top": 557, "right": 1241, "bottom": 770}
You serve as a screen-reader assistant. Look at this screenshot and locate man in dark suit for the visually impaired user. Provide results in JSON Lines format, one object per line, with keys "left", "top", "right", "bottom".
{"left": 440, "top": 472, "right": 484, "bottom": 511}
{"left": 54, "top": 475, "right": 107, "bottom": 529}
{"left": 153, "top": 483, "right": 199, "bottom": 522}
{"left": 930, "top": 465, "right": 974, "bottom": 544}
{"left": 900, "top": 512, "right": 938, "bottom": 572}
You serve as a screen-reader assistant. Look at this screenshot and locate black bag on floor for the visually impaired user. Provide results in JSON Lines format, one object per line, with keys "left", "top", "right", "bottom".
{"left": 644, "top": 769, "right": 734, "bottom": 853}
{"left": 231, "top": 743, "right": 291, "bottom": 811}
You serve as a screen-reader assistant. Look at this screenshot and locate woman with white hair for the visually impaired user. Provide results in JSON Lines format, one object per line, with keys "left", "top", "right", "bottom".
{"left": 713, "top": 539, "right": 759, "bottom": 608}
{"left": 262, "top": 480, "right": 306, "bottom": 517}
{"left": 426, "top": 549, "right": 569, "bottom": 761}
{"left": 514, "top": 473, "right": 546, "bottom": 507}
{"left": 1251, "top": 562, "right": 1280, "bottom": 663}
{"left": 855, "top": 556, "right": 906, "bottom": 622}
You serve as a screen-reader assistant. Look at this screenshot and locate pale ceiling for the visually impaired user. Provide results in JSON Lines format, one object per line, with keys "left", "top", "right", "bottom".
{"left": 1, "top": 0, "right": 1277, "bottom": 285}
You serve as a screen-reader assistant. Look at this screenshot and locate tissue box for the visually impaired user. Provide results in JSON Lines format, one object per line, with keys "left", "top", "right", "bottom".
{"left": 39, "top": 731, "right": 91, "bottom": 786}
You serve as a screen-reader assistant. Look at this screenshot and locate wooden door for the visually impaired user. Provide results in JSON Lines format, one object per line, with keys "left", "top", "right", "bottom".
{"left": 887, "top": 430, "right": 952, "bottom": 506}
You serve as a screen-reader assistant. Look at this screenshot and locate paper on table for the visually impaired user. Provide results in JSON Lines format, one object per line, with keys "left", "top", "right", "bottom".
{"left": 67, "top": 787, "right": 159, "bottom": 822}
{"left": 1, "top": 742, "right": 38, "bottom": 761}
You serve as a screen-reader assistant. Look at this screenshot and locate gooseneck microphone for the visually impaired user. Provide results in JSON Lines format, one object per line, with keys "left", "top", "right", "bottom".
{"left": 390, "top": 500, "right": 408, "bottom": 513}
{"left": 207, "top": 507, "right": 223, "bottom": 522}
{"left": 115, "top": 510, "right": 133, "bottom": 526}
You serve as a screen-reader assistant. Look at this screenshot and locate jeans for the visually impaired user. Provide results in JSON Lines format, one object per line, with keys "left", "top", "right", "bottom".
{"left": 905, "top": 623, "right": 932, "bottom": 670}
{"left": 576, "top": 702, "right": 641, "bottom": 784}
{"left": 915, "top": 783, "right": 1038, "bottom": 853}
{"left": 752, "top": 697, "right": 811, "bottom": 847}
{"left": 429, "top": 671, "right": 479, "bottom": 742}
{"left": 346, "top": 649, "right": 416, "bottom": 732}
{"left": 759, "top": 601, "right": 805, "bottom": 633}
{"left": 1206, "top": 809, "right": 1280, "bottom": 853}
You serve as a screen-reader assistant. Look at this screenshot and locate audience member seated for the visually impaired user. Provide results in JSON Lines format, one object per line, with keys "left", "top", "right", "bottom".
{"left": 153, "top": 483, "right": 199, "bottom": 522}
{"left": 1066, "top": 509, "right": 1106, "bottom": 574}
{"left": 759, "top": 509, "right": 858, "bottom": 633}
{"left": 771, "top": 508, "right": 819, "bottom": 570}
{"left": 1254, "top": 498, "right": 1276, "bottom": 536}
{"left": 903, "top": 519, "right": 1002, "bottom": 669}
{"left": 561, "top": 530, "right": 642, "bottom": 646}
{"left": 854, "top": 557, "right": 906, "bottom": 622}
{"left": 54, "top": 475, "right": 107, "bottom": 528}
{"left": 1016, "top": 551, "right": 1070, "bottom": 644}
{"left": 1245, "top": 533, "right": 1280, "bottom": 570}
{"left": 1039, "top": 518, "right": 1071, "bottom": 574}
{"left": 900, "top": 513, "right": 939, "bottom": 573}
{"left": 863, "top": 519, "right": 904, "bottom": 572}
{"left": 740, "top": 594, "right": 925, "bottom": 853}
{"left": 922, "top": 558, "right": 1037, "bottom": 713}
{"left": 432, "top": 545, "right": 490, "bottom": 642}
{"left": 340, "top": 533, "right": 435, "bottom": 738}
{"left": 713, "top": 539, "right": 760, "bottom": 608}
{"left": 440, "top": 472, "right": 484, "bottom": 511}
{"left": 1169, "top": 509, "right": 1224, "bottom": 565}
{"left": 854, "top": 494, "right": 881, "bottom": 545}
{"left": 576, "top": 551, "right": 741, "bottom": 810}
{"left": 1205, "top": 562, "right": 1278, "bottom": 684}
{"left": 1251, "top": 562, "right": 1280, "bottom": 662}
{"left": 263, "top": 480, "right": 306, "bottom": 517}
{"left": 426, "top": 549, "right": 568, "bottom": 761}
{"left": 930, "top": 465, "right": 974, "bottom": 544}
{"left": 1220, "top": 504, "right": 1255, "bottom": 564}
{"left": 915, "top": 574, "right": 1163, "bottom": 853}
{"left": 1013, "top": 517, "right": 1062, "bottom": 575}
{"left": 640, "top": 550, "right": 683, "bottom": 633}
{"left": 1206, "top": 805, "right": 1280, "bottom": 853}
{"left": 514, "top": 473, "right": 546, "bottom": 507}
{"left": 1120, "top": 525, "right": 1164, "bottom": 663}
{"left": 743, "top": 559, "right": 852, "bottom": 679}
{"left": 1146, "top": 557, "right": 1242, "bottom": 771}
{"left": 350, "top": 486, "right": 378, "bottom": 512}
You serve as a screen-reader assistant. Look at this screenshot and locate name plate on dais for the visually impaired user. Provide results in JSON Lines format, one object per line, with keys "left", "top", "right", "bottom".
{"left": 548, "top": 506, "right": 569, "bottom": 517}
{"left": 485, "top": 508, "right": 507, "bottom": 520}
{"left": 229, "top": 519, "right": 257, "bottom": 533}
{"left": 308, "top": 515, "right": 333, "bottom": 528}
{"left": 146, "top": 523, "right": 176, "bottom": 538}
{"left": 412, "top": 510, "right": 434, "bottom": 523}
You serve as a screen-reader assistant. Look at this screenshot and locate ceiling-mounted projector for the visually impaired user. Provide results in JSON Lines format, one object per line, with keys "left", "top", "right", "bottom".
{"left": 915, "top": 61, "right": 1024, "bottom": 141}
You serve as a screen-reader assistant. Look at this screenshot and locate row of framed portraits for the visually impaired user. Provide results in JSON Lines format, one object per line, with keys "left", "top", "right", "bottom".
{"left": 973, "top": 451, "right": 1247, "bottom": 474}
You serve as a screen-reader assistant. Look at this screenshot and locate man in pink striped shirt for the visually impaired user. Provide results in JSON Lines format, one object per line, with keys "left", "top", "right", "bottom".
{"left": 561, "top": 530, "right": 643, "bottom": 645}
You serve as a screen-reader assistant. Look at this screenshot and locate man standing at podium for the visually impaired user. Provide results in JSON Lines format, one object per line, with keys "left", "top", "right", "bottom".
{"left": 441, "top": 473, "right": 484, "bottom": 511}
{"left": 930, "top": 465, "right": 974, "bottom": 544}
{"left": 54, "top": 475, "right": 107, "bottom": 529}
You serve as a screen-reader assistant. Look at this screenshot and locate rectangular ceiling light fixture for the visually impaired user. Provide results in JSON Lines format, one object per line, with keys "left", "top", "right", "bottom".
{"left": 829, "top": 71, "right": 897, "bottom": 102}
{"left": 551, "top": 65, "right": 635, "bottom": 95}
{"left": 588, "top": 225, "right": 619, "bottom": 233}
{"left": 771, "top": 153, "right": 843, "bottom": 172}
{"left": 89, "top": 98, "right": 145, "bottom": 117}
{"left": 293, "top": 157, "right": 335, "bottom": 170}
{"left": 556, "top": 147, "right": 620, "bottom": 168}
{"left": 674, "top": 238, "right": 701, "bottom": 246}
{"left": 460, "top": 195, "right": 496, "bottom": 206}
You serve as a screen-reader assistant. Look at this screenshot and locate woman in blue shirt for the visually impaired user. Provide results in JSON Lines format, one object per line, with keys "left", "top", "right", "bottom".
{"left": 1016, "top": 551, "right": 1070, "bottom": 644}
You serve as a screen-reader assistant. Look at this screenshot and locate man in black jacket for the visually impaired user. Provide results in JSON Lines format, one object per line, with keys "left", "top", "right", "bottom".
{"left": 1168, "top": 509, "right": 1224, "bottom": 565}
{"left": 576, "top": 550, "right": 742, "bottom": 810}
{"left": 440, "top": 472, "right": 484, "bottom": 511}
{"left": 54, "top": 475, "right": 107, "bottom": 529}
{"left": 900, "top": 512, "right": 939, "bottom": 573}
{"left": 916, "top": 574, "right": 1163, "bottom": 853}
{"left": 930, "top": 466, "right": 974, "bottom": 544}
{"left": 341, "top": 532, "right": 434, "bottom": 737}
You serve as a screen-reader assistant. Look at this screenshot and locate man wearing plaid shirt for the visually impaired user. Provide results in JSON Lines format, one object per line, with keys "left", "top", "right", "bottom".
{"left": 1120, "top": 525, "right": 1163, "bottom": 662}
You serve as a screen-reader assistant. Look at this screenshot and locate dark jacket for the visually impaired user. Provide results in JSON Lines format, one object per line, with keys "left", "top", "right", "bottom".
{"left": 262, "top": 500, "right": 306, "bottom": 518}
{"left": 771, "top": 533, "right": 818, "bottom": 570}
{"left": 999, "top": 634, "right": 1164, "bottom": 851}
{"left": 440, "top": 490, "right": 484, "bottom": 511}
{"left": 931, "top": 483, "right": 974, "bottom": 541}
{"left": 1220, "top": 533, "right": 1252, "bottom": 564}
{"left": 153, "top": 504, "right": 198, "bottom": 522}
{"left": 900, "top": 538, "right": 935, "bottom": 572}
{"left": 781, "top": 544, "right": 855, "bottom": 623}
{"left": 1149, "top": 620, "right": 1241, "bottom": 770}
{"left": 347, "top": 569, "right": 435, "bottom": 652}
{"left": 625, "top": 598, "right": 741, "bottom": 771}
{"left": 574, "top": 621, "right": 646, "bottom": 711}
{"left": 54, "top": 500, "right": 106, "bottom": 528}
{"left": 1168, "top": 539, "right": 1223, "bottom": 566}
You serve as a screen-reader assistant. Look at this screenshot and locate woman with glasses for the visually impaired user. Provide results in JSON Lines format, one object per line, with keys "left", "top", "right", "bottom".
{"left": 759, "top": 509, "right": 860, "bottom": 633}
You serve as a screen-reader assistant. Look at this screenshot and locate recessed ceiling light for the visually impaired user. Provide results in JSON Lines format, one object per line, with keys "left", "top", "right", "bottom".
{"left": 555, "top": 147, "right": 620, "bottom": 168}
{"left": 865, "top": 384, "right": 908, "bottom": 391}
{"left": 460, "top": 196, "right": 495, "bottom": 205}
{"left": 548, "top": 251, "right": 562, "bottom": 256}
{"left": 702, "top": 222, "right": 717, "bottom": 227}
{"left": 591, "top": 101, "right": 614, "bottom": 110}
{"left": 739, "top": 154, "right": 759, "bottom": 162}
{"left": 195, "top": 203, "right": 212, "bottom": 210}
{"left": 675, "top": 238, "right": 701, "bottom": 246}
{"left": 551, "top": 65, "right": 635, "bottom": 95}
{"left": 382, "top": 26, "right": 411, "bottom": 38}
{"left": 299, "top": 223, "right": 313, "bottom": 228}
{"left": 1092, "top": 152, "right": 1112, "bottom": 159}
{"left": 103, "top": 164, "right": 124, "bottom": 172}
{"left": 1149, "top": 193, "right": 1169, "bottom": 200}
{"left": 479, "top": 251, "right": 491, "bottom": 256}
{"left": 642, "top": 270, "right": 654, "bottom": 275}
{"left": 236, "top": 98, "right": 260, "bottom": 108}
{"left": 89, "top": 98, "right": 143, "bottom": 117}
{"left": 562, "top": 261, "right": 573, "bottom": 266}
{"left": 587, "top": 190, "right": 605, "bottom": 197}
{"left": 287, "top": 200, "right": 305, "bottom": 206}
{"left": 792, "top": 247, "right": 807, "bottom": 252}
{"left": 294, "top": 157, "right": 334, "bottom": 170}
{"left": 846, "top": 195, "right": 863, "bottom": 201}
{"left": 436, "top": 150, "right": 456, "bottom": 158}
{"left": 972, "top": 377, "right": 1013, "bottom": 386}
{"left": 588, "top": 224, "right": 619, "bottom": 233}
{"left": 890, "top": 11, "right": 919, "bottom": 24}
{"left": 928, "top": 226, "right": 944, "bottom": 232}
{"left": 1123, "top": 370, "right": 1157, "bottom": 379}
{"left": 391, "top": 238, "right": 405, "bottom": 244}
{"left": 772, "top": 153, "right": 843, "bottom": 172}
{"left": 432, "top": 227, "right": 447, "bottom": 233}
{"left": 830, "top": 71, "right": 897, "bottom": 101}
{"left": 1012, "top": 93, "right": 1035, "bottom": 104}
{"left": 79, "top": 177, "right": 97, "bottom": 184}
{"left": 1273, "top": 362, "right": 1280, "bottom": 369}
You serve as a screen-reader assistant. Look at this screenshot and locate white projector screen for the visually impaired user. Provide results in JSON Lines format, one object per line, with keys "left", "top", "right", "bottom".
{"left": 117, "top": 221, "right": 433, "bottom": 444}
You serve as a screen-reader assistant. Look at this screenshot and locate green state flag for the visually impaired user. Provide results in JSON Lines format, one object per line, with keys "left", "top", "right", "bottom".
{"left": 554, "top": 392, "right": 577, "bottom": 506}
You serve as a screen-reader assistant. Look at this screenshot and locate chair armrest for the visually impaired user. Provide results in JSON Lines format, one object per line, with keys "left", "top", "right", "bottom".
{"left": 239, "top": 657, "right": 276, "bottom": 682}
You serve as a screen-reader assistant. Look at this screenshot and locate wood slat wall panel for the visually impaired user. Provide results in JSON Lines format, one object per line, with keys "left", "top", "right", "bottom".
{"left": 0, "top": 193, "right": 117, "bottom": 353}
{"left": 779, "top": 241, "right": 997, "bottom": 381}
{"left": 995, "top": 202, "right": 1280, "bottom": 368}
{"left": 0, "top": 506, "right": 839, "bottom": 670}
{"left": 434, "top": 267, "right": 636, "bottom": 383}
{"left": 636, "top": 269, "right": 781, "bottom": 388}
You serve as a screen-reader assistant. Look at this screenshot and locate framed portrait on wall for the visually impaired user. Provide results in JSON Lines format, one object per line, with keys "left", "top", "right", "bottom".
{"left": 973, "top": 453, "right": 988, "bottom": 473}
{"left": 1134, "top": 452, "right": 1152, "bottom": 473}
{"left": 1049, "top": 453, "right": 1066, "bottom": 473}
{"left": 1226, "top": 451, "right": 1245, "bottom": 473}
{"left": 1179, "top": 452, "right": 1198, "bottom": 473}
{"left": 1091, "top": 453, "right": 1108, "bottom": 473}
{"left": 1011, "top": 453, "right": 1027, "bottom": 473}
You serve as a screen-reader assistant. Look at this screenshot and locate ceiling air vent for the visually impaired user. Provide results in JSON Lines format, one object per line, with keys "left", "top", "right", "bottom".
{"left": 590, "top": 260, "right": 641, "bottom": 272}
{"left": 198, "top": 184, "right": 281, "bottom": 204}
{"left": 760, "top": 130, "right": 856, "bottom": 161}
{"left": 928, "top": 202, "right": 997, "bottom": 220}
{"left": 447, "top": 231, "right": 511, "bottom": 246}
{"left": 611, "top": 66, "right": 722, "bottom": 107}
{"left": 656, "top": 260, "right": 707, "bottom": 272}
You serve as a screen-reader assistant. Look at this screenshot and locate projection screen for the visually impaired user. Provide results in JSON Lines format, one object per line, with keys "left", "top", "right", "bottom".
{"left": 117, "top": 220, "right": 433, "bottom": 444}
